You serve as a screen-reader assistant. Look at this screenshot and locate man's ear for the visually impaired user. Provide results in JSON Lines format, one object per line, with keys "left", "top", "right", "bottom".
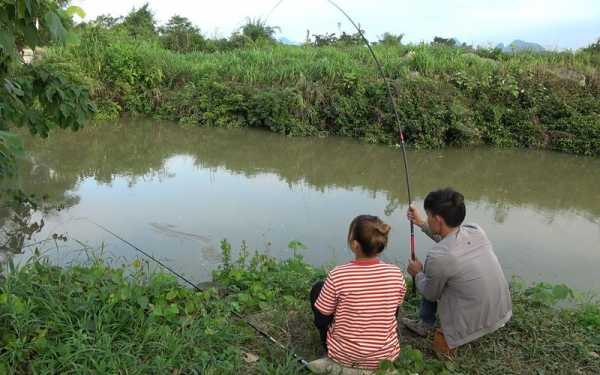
{"left": 434, "top": 214, "right": 445, "bottom": 227}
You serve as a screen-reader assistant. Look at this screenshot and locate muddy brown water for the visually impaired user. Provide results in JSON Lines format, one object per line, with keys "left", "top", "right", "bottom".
{"left": 4, "top": 119, "right": 600, "bottom": 291}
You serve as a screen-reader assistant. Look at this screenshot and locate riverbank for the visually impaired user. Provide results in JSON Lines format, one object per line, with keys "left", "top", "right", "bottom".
{"left": 41, "top": 26, "right": 600, "bottom": 157}
{"left": 1, "top": 243, "right": 598, "bottom": 374}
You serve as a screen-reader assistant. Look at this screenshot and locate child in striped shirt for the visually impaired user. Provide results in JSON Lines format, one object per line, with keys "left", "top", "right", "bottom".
{"left": 310, "top": 215, "right": 407, "bottom": 370}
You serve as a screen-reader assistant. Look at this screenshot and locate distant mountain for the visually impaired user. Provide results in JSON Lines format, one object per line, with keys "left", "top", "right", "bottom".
{"left": 496, "top": 40, "right": 545, "bottom": 53}
{"left": 278, "top": 36, "right": 300, "bottom": 45}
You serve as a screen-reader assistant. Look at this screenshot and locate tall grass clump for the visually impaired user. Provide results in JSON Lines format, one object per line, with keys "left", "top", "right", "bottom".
{"left": 41, "top": 22, "right": 600, "bottom": 156}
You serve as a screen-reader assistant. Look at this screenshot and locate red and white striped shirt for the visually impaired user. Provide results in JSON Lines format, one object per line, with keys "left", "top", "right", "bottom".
{"left": 315, "top": 258, "right": 407, "bottom": 369}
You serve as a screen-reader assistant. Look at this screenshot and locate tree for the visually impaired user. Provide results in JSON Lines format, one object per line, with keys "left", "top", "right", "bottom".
{"left": 337, "top": 31, "right": 362, "bottom": 46}
{"left": 0, "top": 0, "right": 94, "bottom": 176}
{"left": 378, "top": 32, "right": 404, "bottom": 46}
{"left": 121, "top": 3, "right": 157, "bottom": 40}
{"left": 311, "top": 32, "right": 338, "bottom": 47}
{"left": 240, "top": 18, "right": 279, "bottom": 42}
{"left": 159, "top": 15, "right": 205, "bottom": 53}
{"left": 91, "top": 14, "right": 123, "bottom": 29}
{"left": 583, "top": 37, "right": 600, "bottom": 53}
{"left": 433, "top": 36, "right": 457, "bottom": 47}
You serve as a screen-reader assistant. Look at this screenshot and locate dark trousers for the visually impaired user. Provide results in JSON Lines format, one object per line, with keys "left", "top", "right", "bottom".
{"left": 419, "top": 297, "right": 438, "bottom": 326}
{"left": 310, "top": 281, "right": 333, "bottom": 351}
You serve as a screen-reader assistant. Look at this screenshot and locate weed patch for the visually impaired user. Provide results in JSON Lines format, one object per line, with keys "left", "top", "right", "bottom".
{"left": 1, "top": 242, "right": 598, "bottom": 374}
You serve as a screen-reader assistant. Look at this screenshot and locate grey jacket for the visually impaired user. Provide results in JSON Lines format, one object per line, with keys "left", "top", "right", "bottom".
{"left": 415, "top": 223, "right": 512, "bottom": 348}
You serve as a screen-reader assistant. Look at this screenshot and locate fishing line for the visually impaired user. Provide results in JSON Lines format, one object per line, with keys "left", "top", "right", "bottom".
{"left": 264, "top": 0, "right": 285, "bottom": 22}
{"left": 325, "top": 0, "right": 416, "bottom": 293}
{"left": 266, "top": 0, "right": 417, "bottom": 292}
{"left": 83, "top": 219, "right": 310, "bottom": 369}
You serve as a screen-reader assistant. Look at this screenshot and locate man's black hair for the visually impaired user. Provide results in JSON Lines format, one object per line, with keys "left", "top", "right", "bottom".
{"left": 424, "top": 188, "right": 466, "bottom": 227}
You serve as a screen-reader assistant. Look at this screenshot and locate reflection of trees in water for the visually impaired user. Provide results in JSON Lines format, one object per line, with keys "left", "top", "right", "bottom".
{"left": 0, "top": 191, "right": 60, "bottom": 261}
{"left": 11, "top": 119, "right": 600, "bottom": 225}
{"left": 384, "top": 198, "right": 401, "bottom": 217}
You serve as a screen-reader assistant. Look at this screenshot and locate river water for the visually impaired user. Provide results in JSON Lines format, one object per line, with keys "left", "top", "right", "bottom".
{"left": 5, "top": 120, "right": 600, "bottom": 291}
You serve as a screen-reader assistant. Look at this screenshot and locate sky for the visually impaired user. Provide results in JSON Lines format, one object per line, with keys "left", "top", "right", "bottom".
{"left": 71, "top": 0, "right": 600, "bottom": 49}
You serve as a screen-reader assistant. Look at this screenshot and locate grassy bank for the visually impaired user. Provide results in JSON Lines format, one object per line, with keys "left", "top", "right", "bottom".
{"left": 39, "top": 26, "right": 600, "bottom": 157}
{"left": 1, "top": 243, "right": 599, "bottom": 374}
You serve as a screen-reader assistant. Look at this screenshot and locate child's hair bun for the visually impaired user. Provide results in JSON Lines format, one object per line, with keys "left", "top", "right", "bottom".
{"left": 348, "top": 215, "right": 391, "bottom": 256}
{"left": 378, "top": 223, "right": 391, "bottom": 235}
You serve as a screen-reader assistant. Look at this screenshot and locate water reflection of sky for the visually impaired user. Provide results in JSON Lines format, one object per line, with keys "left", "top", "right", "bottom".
{"left": 19, "top": 153, "right": 600, "bottom": 292}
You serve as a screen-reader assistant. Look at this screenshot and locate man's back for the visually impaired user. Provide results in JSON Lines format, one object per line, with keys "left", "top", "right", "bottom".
{"left": 417, "top": 224, "right": 512, "bottom": 348}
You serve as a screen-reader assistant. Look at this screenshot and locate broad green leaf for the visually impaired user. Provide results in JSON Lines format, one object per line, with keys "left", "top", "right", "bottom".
{"left": 65, "top": 5, "right": 86, "bottom": 19}
{"left": 166, "top": 304, "right": 179, "bottom": 316}
{"left": 552, "top": 284, "right": 573, "bottom": 300}
{"left": 120, "top": 288, "right": 130, "bottom": 300}
{"left": 17, "top": 0, "right": 26, "bottom": 19}
{"left": 137, "top": 296, "right": 149, "bottom": 308}
{"left": 4, "top": 79, "right": 24, "bottom": 97}
{"left": 43, "top": 11, "right": 67, "bottom": 43}
{"left": 151, "top": 305, "right": 164, "bottom": 317}
{"left": 0, "top": 31, "right": 17, "bottom": 57}
{"left": 24, "top": 0, "right": 33, "bottom": 15}
{"left": 22, "top": 24, "right": 40, "bottom": 49}
{"left": 166, "top": 290, "right": 178, "bottom": 301}
{"left": 0, "top": 130, "right": 25, "bottom": 157}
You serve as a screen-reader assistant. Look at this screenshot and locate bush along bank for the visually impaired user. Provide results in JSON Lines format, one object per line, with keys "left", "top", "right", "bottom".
{"left": 0, "top": 241, "right": 599, "bottom": 374}
{"left": 41, "top": 25, "right": 600, "bottom": 157}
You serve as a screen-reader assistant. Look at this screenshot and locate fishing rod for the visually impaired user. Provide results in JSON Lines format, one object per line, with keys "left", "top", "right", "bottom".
{"left": 84, "top": 219, "right": 310, "bottom": 370}
{"left": 266, "top": 0, "right": 418, "bottom": 292}
{"left": 324, "top": 0, "right": 417, "bottom": 294}
{"left": 263, "top": 0, "right": 417, "bottom": 294}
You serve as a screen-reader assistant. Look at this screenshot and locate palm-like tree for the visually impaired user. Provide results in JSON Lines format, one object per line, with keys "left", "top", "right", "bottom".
{"left": 240, "top": 18, "right": 280, "bottom": 42}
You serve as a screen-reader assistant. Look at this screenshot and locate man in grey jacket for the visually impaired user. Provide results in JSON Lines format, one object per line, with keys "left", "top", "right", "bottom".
{"left": 403, "top": 188, "right": 512, "bottom": 353}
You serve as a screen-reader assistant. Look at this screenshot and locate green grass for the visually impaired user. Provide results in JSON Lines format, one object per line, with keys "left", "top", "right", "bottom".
{"left": 40, "top": 31, "right": 600, "bottom": 156}
{"left": 1, "top": 241, "right": 599, "bottom": 374}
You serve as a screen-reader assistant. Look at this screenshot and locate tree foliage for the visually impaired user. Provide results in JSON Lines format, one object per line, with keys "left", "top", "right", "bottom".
{"left": 240, "top": 18, "right": 279, "bottom": 42}
{"left": 90, "top": 14, "right": 123, "bottom": 29}
{"left": 583, "top": 37, "right": 600, "bottom": 53}
{"left": 309, "top": 31, "right": 364, "bottom": 47}
{"left": 433, "top": 36, "right": 457, "bottom": 47}
{"left": 159, "top": 15, "right": 205, "bottom": 53}
{"left": 121, "top": 3, "right": 157, "bottom": 40}
{"left": 378, "top": 32, "right": 404, "bottom": 46}
{"left": 0, "top": 0, "right": 94, "bottom": 176}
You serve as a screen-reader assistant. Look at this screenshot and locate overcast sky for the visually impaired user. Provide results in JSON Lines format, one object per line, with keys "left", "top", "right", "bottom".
{"left": 71, "top": 0, "right": 600, "bottom": 49}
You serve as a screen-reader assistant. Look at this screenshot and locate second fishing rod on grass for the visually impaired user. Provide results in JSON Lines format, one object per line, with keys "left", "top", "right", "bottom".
{"left": 84, "top": 218, "right": 311, "bottom": 370}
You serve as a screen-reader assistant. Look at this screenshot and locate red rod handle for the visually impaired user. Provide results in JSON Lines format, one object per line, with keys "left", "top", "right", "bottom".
{"left": 410, "top": 230, "right": 417, "bottom": 295}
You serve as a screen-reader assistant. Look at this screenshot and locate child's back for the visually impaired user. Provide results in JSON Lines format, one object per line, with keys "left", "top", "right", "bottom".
{"left": 311, "top": 215, "right": 407, "bottom": 370}
{"left": 316, "top": 258, "right": 406, "bottom": 369}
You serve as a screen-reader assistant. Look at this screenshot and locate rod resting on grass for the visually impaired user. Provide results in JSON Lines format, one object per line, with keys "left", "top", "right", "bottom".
{"left": 85, "top": 219, "right": 311, "bottom": 369}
